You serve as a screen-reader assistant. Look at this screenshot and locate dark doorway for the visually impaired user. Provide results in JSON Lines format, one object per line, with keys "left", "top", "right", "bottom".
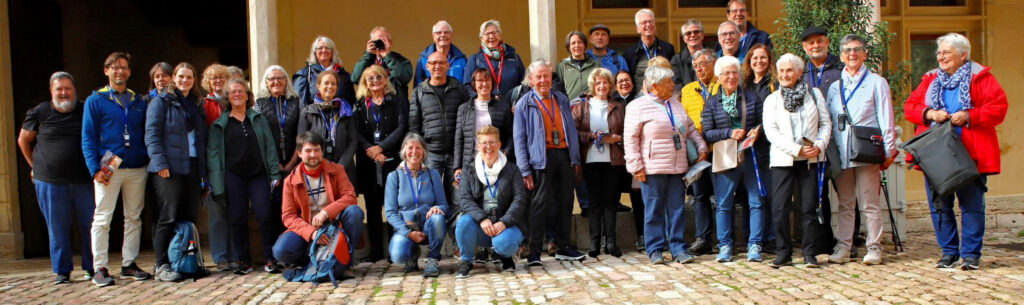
{"left": 9, "top": 0, "right": 248, "bottom": 258}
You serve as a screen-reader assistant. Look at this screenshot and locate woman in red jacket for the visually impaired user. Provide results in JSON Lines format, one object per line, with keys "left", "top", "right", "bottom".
{"left": 903, "top": 33, "right": 1007, "bottom": 271}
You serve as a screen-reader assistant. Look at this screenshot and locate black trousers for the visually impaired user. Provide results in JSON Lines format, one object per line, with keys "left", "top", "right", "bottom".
{"left": 583, "top": 162, "right": 622, "bottom": 248}
{"left": 152, "top": 159, "right": 202, "bottom": 266}
{"left": 771, "top": 161, "right": 829, "bottom": 259}
{"left": 356, "top": 154, "right": 400, "bottom": 259}
{"left": 528, "top": 149, "right": 574, "bottom": 254}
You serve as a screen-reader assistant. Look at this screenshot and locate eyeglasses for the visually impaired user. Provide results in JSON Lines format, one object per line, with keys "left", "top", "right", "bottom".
{"left": 684, "top": 30, "right": 702, "bottom": 37}
{"left": 936, "top": 50, "right": 956, "bottom": 57}
{"left": 433, "top": 30, "right": 452, "bottom": 35}
{"left": 841, "top": 47, "right": 866, "bottom": 54}
{"left": 720, "top": 31, "right": 739, "bottom": 37}
{"left": 106, "top": 65, "right": 129, "bottom": 71}
{"left": 315, "top": 46, "right": 331, "bottom": 51}
{"left": 266, "top": 76, "right": 287, "bottom": 82}
{"left": 366, "top": 75, "right": 385, "bottom": 82}
{"left": 427, "top": 60, "right": 447, "bottom": 66}
{"left": 693, "top": 61, "right": 712, "bottom": 66}
{"left": 728, "top": 8, "right": 748, "bottom": 14}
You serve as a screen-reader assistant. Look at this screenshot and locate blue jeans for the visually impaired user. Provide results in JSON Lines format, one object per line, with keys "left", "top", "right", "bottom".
{"left": 926, "top": 176, "right": 987, "bottom": 258}
{"left": 34, "top": 180, "right": 94, "bottom": 275}
{"left": 455, "top": 214, "right": 524, "bottom": 262}
{"left": 389, "top": 214, "right": 446, "bottom": 264}
{"left": 640, "top": 173, "right": 688, "bottom": 258}
{"left": 272, "top": 205, "right": 365, "bottom": 269}
{"left": 712, "top": 158, "right": 765, "bottom": 247}
{"left": 205, "top": 194, "right": 234, "bottom": 264}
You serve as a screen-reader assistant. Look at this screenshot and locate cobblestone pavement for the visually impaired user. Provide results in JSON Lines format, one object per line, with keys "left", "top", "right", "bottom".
{"left": 2, "top": 228, "right": 1023, "bottom": 304}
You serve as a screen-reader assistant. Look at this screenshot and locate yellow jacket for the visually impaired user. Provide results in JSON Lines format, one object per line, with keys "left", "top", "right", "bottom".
{"left": 679, "top": 78, "right": 720, "bottom": 132}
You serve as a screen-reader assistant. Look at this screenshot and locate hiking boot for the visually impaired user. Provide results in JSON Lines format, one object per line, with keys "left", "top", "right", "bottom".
{"left": 687, "top": 237, "right": 712, "bottom": 255}
{"left": 527, "top": 254, "right": 542, "bottom": 267}
{"left": 92, "top": 267, "right": 115, "bottom": 287}
{"left": 768, "top": 256, "right": 792, "bottom": 268}
{"left": 423, "top": 258, "right": 440, "bottom": 278}
{"left": 233, "top": 261, "right": 253, "bottom": 275}
{"left": 156, "top": 264, "right": 183, "bottom": 282}
{"left": 456, "top": 260, "right": 473, "bottom": 278}
{"left": 54, "top": 273, "right": 70, "bottom": 285}
{"left": 120, "top": 263, "right": 152, "bottom": 280}
{"left": 862, "top": 245, "right": 882, "bottom": 265}
{"left": 828, "top": 245, "right": 851, "bottom": 264}
{"left": 501, "top": 257, "right": 516, "bottom": 272}
{"left": 747, "top": 244, "right": 763, "bottom": 262}
{"left": 674, "top": 252, "right": 695, "bottom": 264}
{"left": 936, "top": 254, "right": 960, "bottom": 269}
{"left": 961, "top": 257, "right": 980, "bottom": 270}
{"left": 803, "top": 256, "right": 820, "bottom": 268}
{"left": 716, "top": 245, "right": 732, "bottom": 263}
{"left": 555, "top": 248, "right": 587, "bottom": 261}
{"left": 650, "top": 251, "right": 665, "bottom": 265}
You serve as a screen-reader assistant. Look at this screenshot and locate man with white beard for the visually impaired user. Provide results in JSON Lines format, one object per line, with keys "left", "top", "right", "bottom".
{"left": 17, "top": 71, "right": 96, "bottom": 285}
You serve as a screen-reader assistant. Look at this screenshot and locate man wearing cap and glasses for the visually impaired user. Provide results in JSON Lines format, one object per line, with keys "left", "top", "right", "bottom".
{"left": 586, "top": 24, "right": 629, "bottom": 76}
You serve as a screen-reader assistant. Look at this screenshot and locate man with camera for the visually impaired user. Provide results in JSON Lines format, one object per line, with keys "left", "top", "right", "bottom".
{"left": 352, "top": 26, "right": 413, "bottom": 100}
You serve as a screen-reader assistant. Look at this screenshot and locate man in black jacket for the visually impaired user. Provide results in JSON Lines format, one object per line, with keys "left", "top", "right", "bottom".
{"left": 623, "top": 8, "right": 675, "bottom": 94}
{"left": 670, "top": 19, "right": 705, "bottom": 91}
{"left": 410, "top": 52, "right": 469, "bottom": 198}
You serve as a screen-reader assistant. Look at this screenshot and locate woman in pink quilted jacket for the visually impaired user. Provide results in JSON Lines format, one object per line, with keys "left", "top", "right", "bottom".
{"left": 623, "top": 66, "right": 707, "bottom": 265}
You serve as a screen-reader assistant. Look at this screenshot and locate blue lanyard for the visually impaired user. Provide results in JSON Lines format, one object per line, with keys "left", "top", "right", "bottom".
{"left": 367, "top": 98, "right": 382, "bottom": 125}
{"left": 107, "top": 86, "right": 132, "bottom": 130}
{"left": 318, "top": 108, "right": 339, "bottom": 142}
{"left": 808, "top": 55, "right": 831, "bottom": 88}
{"left": 640, "top": 40, "right": 657, "bottom": 60}
{"left": 532, "top": 91, "right": 558, "bottom": 124}
{"left": 839, "top": 70, "right": 869, "bottom": 108}
{"left": 594, "top": 131, "right": 605, "bottom": 152}
{"left": 273, "top": 97, "right": 288, "bottom": 131}
{"left": 649, "top": 95, "right": 677, "bottom": 132}
{"left": 750, "top": 148, "right": 767, "bottom": 197}
{"left": 404, "top": 164, "right": 424, "bottom": 209}
{"left": 698, "top": 81, "right": 711, "bottom": 101}
{"left": 815, "top": 155, "right": 826, "bottom": 223}
{"left": 482, "top": 159, "right": 498, "bottom": 200}
{"left": 303, "top": 172, "right": 323, "bottom": 204}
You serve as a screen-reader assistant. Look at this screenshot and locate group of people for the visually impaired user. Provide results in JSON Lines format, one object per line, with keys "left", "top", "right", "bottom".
{"left": 20, "top": 0, "right": 1006, "bottom": 287}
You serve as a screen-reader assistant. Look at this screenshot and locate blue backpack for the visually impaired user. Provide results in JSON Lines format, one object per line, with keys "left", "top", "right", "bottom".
{"left": 283, "top": 222, "right": 351, "bottom": 287}
{"left": 168, "top": 221, "right": 209, "bottom": 279}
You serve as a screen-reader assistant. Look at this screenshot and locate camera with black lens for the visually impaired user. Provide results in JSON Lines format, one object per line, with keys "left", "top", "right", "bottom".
{"left": 484, "top": 199, "right": 500, "bottom": 223}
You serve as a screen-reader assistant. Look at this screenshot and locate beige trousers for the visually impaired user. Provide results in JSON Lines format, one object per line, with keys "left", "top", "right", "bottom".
{"left": 91, "top": 167, "right": 148, "bottom": 268}
{"left": 834, "top": 165, "right": 883, "bottom": 249}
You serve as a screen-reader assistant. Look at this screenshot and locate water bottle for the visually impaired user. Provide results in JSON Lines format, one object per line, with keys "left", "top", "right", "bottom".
{"left": 187, "top": 240, "right": 197, "bottom": 256}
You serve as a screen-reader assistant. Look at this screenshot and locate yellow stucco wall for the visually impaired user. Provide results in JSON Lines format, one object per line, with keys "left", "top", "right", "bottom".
{"left": 274, "top": 0, "right": 1022, "bottom": 202}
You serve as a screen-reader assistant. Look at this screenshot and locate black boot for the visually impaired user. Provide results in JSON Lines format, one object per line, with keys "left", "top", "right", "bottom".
{"left": 588, "top": 237, "right": 601, "bottom": 258}
{"left": 605, "top": 236, "right": 622, "bottom": 257}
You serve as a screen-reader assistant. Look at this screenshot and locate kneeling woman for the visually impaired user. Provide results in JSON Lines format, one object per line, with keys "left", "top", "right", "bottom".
{"left": 385, "top": 133, "right": 448, "bottom": 278}
{"left": 454, "top": 125, "right": 527, "bottom": 278}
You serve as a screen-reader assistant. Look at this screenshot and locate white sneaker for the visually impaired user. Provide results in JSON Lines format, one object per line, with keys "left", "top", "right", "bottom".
{"left": 828, "top": 245, "right": 851, "bottom": 264}
{"left": 863, "top": 245, "right": 882, "bottom": 265}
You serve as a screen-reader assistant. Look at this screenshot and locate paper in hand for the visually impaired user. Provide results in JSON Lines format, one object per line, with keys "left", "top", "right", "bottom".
{"left": 683, "top": 161, "right": 712, "bottom": 185}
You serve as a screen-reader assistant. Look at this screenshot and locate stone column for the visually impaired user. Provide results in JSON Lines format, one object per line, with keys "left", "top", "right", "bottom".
{"left": 248, "top": 0, "right": 278, "bottom": 86}
{"left": 528, "top": 0, "right": 557, "bottom": 64}
{"left": 0, "top": 0, "right": 24, "bottom": 261}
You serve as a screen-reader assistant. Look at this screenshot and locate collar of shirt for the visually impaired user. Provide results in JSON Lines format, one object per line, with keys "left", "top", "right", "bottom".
{"left": 842, "top": 65, "right": 868, "bottom": 85}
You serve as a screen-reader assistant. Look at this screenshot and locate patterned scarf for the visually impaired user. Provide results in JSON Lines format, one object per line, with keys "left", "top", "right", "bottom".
{"left": 780, "top": 80, "right": 808, "bottom": 113}
{"left": 927, "top": 61, "right": 973, "bottom": 111}
{"left": 721, "top": 91, "right": 739, "bottom": 119}
{"left": 313, "top": 93, "right": 353, "bottom": 118}
{"left": 482, "top": 43, "right": 505, "bottom": 59}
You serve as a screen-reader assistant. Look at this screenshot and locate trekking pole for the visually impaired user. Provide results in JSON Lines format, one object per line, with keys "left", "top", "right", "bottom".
{"left": 880, "top": 171, "right": 904, "bottom": 252}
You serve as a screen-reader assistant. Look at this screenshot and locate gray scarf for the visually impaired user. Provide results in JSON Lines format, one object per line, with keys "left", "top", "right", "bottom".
{"left": 780, "top": 80, "right": 808, "bottom": 112}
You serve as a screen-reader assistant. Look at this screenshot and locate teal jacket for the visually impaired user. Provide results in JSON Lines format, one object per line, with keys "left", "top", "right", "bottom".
{"left": 207, "top": 108, "right": 281, "bottom": 198}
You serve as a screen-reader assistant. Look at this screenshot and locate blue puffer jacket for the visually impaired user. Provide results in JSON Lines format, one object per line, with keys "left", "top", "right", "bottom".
{"left": 414, "top": 43, "right": 468, "bottom": 85}
{"left": 512, "top": 90, "right": 581, "bottom": 177}
{"left": 464, "top": 43, "right": 526, "bottom": 98}
{"left": 145, "top": 89, "right": 208, "bottom": 177}
{"left": 82, "top": 86, "right": 149, "bottom": 175}
{"left": 701, "top": 88, "right": 769, "bottom": 158}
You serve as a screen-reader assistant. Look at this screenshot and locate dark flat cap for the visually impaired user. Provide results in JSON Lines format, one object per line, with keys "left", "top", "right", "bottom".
{"left": 589, "top": 24, "right": 611, "bottom": 35}
{"left": 800, "top": 26, "right": 828, "bottom": 41}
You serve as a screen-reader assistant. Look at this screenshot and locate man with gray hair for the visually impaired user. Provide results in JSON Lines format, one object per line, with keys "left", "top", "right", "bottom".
{"left": 352, "top": 26, "right": 414, "bottom": 99}
{"left": 623, "top": 8, "right": 676, "bottom": 94}
{"left": 415, "top": 20, "right": 468, "bottom": 85}
{"left": 717, "top": 21, "right": 741, "bottom": 59}
{"left": 18, "top": 72, "right": 95, "bottom": 285}
{"left": 671, "top": 19, "right": 705, "bottom": 90}
{"left": 513, "top": 59, "right": 586, "bottom": 266}
{"left": 718, "top": 0, "right": 773, "bottom": 59}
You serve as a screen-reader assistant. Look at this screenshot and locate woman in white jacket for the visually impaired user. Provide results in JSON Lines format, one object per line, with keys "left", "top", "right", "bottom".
{"left": 762, "top": 53, "right": 832, "bottom": 269}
